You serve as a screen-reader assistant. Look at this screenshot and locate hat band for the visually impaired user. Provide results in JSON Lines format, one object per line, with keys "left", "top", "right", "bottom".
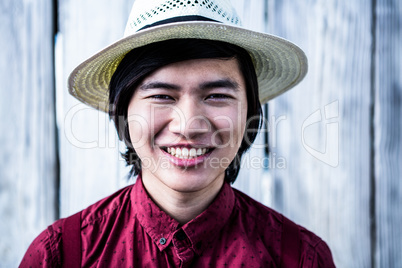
{"left": 138, "top": 15, "right": 220, "bottom": 31}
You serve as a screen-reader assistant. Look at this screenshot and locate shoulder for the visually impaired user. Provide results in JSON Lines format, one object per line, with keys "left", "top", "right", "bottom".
{"left": 232, "top": 188, "right": 335, "bottom": 267}
{"left": 232, "top": 187, "right": 283, "bottom": 232}
{"left": 79, "top": 184, "right": 134, "bottom": 226}
{"left": 19, "top": 220, "right": 63, "bottom": 267}
{"left": 298, "top": 226, "right": 336, "bottom": 267}
{"left": 19, "top": 184, "right": 134, "bottom": 267}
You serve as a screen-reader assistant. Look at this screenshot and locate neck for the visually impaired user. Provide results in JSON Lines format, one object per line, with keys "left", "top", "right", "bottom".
{"left": 141, "top": 171, "right": 225, "bottom": 225}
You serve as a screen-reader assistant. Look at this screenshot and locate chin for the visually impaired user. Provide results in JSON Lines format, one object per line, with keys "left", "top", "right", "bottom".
{"left": 160, "top": 169, "right": 225, "bottom": 193}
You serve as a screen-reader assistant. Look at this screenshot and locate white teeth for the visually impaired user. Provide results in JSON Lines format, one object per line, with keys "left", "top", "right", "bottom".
{"left": 196, "top": 148, "right": 202, "bottom": 156}
{"left": 182, "top": 148, "right": 189, "bottom": 159}
{"left": 166, "top": 147, "right": 209, "bottom": 159}
{"left": 175, "top": 148, "right": 181, "bottom": 158}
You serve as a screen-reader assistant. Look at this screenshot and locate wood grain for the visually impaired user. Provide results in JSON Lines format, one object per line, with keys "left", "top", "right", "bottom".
{"left": 0, "top": 0, "right": 57, "bottom": 265}
{"left": 267, "top": 1, "right": 373, "bottom": 266}
{"left": 56, "top": 0, "right": 133, "bottom": 218}
{"left": 374, "top": 0, "right": 402, "bottom": 266}
{"left": 2, "top": 0, "right": 401, "bottom": 266}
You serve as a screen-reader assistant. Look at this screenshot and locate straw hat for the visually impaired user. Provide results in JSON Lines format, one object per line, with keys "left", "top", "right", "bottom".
{"left": 68, "top": 0, "right": 307, "bottom": 112}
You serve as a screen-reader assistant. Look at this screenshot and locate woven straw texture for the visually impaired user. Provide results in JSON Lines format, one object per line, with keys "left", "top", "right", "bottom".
{"left": 124, "top": 0, "right": 242, "bottom": 35}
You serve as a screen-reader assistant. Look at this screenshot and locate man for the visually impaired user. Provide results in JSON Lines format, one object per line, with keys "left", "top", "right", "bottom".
{"left": 20, "top": 0, "right": 335, "bottom": 267}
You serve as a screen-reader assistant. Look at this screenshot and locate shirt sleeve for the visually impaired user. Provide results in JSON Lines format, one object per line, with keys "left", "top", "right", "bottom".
{"left": 299, "top": 238, "right": 336, "bottom": 268}
{"left": 19, "top": 225, "right": 62, "bottom": 268}
{"left": 312, "top": 240, "right": 336, "bottom": 267}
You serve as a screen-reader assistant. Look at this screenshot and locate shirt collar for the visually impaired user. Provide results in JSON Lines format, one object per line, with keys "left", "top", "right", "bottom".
{"left": 131, "top": 174, "right": 180, "bottom": 251}
{"left": 182, "top": 181, "right": 235, "bottom": 255}
{"left": 131, "top": 174, "right": 235, "bottom": 254}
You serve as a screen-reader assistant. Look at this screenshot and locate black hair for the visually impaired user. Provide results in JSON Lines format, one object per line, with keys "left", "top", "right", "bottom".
{"left": 109, "top": 39, "right": 262, "bottom": 184}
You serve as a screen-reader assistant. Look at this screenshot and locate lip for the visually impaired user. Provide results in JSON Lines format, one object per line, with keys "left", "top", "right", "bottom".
{"left": 160, "top": 146, "right": 214, "bottom": 168}
{"left": 161, "top": 143, "right": 212, "bottom": 149}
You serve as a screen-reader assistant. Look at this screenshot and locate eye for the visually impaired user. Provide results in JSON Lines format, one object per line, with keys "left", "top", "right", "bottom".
{"left": 206, "top": 94, "right": 232, "bottom": 100}
{"left": 149, "top": 95, "right": 174, "bottom": 100}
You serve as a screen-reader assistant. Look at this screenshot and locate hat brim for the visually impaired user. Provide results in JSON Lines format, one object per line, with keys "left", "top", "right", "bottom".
{"left": 68, "top": 21, "right": 307, "bottom": 112}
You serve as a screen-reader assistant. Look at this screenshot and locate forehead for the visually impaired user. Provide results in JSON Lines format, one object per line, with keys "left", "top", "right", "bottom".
{"left": 140, "top": 58, "right": 245, "bottom": 86}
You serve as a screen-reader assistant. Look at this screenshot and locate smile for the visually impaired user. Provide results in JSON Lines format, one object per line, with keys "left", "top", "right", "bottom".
{"left": 163, "top": 147, "right": 212, "bottom": 159}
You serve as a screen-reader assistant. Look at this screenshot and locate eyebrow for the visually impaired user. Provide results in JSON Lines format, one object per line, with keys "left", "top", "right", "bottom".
{"left": 139, "top": 79, "right": 240, "bottom": 92}
{"left": 139, "top": 82, "right": 179, "bottom": 91}
{"left": 199, "top": 79, "right": 240, "bottom": 91}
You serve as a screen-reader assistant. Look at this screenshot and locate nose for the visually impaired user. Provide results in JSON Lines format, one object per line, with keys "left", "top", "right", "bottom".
{"left": 168, "top": 98, "right": 210, "bottom": 139}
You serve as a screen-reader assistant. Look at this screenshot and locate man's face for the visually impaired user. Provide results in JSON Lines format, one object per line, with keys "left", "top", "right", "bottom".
{"left": 127, "top": 58, "right": 248, "bottom": 193}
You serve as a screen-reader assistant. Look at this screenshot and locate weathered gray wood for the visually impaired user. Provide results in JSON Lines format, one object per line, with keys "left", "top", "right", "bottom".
{"left": 374, "top": 0, "right": 402, "bottom": 267}
{"left": 267, "top": 1, "right": 373, "bottom": 267}
{"left": 56, "top": 0, "right": 133, "bottom": 218}
{"left": 7, "top": 0, "right": 397, "bottom": 267}
{"left": 0, "top": 0, "right": 57, "bottom": 266}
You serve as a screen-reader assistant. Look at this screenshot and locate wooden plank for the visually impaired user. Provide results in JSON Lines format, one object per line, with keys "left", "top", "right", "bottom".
{"left": 56, "top": 0, "right": 133, "bottom": 217}
{"left": 0, "top": 0, "right": 57, "bottom": 266}
{"left": 267, "top": 1, "right": 372, "bottom": 266}
{"left": 374, "top": 0, "right": 402, "bottom": 266}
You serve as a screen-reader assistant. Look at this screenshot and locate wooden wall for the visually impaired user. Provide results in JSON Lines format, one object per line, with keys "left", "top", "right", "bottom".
{"left": 56, "top": 0, "right": 133, "bottom": 219}
{"left": 374, "top": 1, "right": 402, "bottom": 267}
{"left": 1, "top": 0, "right": 401, "bottom": 267}
{"left": 268, "top": 1, "right": 373, "bottom": 267}
{"left": 0, "top": 0, "right": 57, "bottom": 266}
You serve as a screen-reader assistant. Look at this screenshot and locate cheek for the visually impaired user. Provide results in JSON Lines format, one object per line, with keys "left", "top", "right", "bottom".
{"left": 127, "top": 101, "right": 152, "bottom": 147}
{"left": 127, "top": 113, "right": 149, "bottom": 149}
{"left": 127, "top": 106, "right": 170, "bottom": 148}
{"left": 233, "top": 101, "right": 248, "bottom": 136}
{"left": 231, "top": 101, "right": 248, "bottom": 147}
{"left": 211, "top": 106, "right": 247, "bottom": 146}
{"left": 238, "top": 112, "right": 248, "bottom": 144}
{"left": 240, "top": 97, "right": 248, "bottom": 135}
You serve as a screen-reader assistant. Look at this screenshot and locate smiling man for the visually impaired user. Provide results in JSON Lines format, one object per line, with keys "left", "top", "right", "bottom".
{"left": 128, "top": 57, "right": 248, "bottom": 221}
{"left": 20, "top": 0, "right": 335, "bottom": 267}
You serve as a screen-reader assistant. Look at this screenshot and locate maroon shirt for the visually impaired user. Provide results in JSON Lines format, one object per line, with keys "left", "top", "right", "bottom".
{"left": 20, "top": 177, "right": 335, "bottom": 267}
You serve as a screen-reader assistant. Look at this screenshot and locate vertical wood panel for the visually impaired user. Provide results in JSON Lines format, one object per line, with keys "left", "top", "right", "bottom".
{"left": 374, "top": 0, "right": 402, "bottom": 266}
{"left": 2, "top": 0, "right": 400, "bottom": 266}
{"left": 0, "top": 0, "right": 57, "bottom": 266}
{"left": 57, "top": 0, "right": 133, "bottom": 217}
{"left": 267, "top": 0, "right": 372, "bottom": 266}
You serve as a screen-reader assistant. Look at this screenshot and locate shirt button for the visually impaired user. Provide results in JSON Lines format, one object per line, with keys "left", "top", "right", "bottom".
{"left": 159, "top": 237, "right": 167, "bottom": 245}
